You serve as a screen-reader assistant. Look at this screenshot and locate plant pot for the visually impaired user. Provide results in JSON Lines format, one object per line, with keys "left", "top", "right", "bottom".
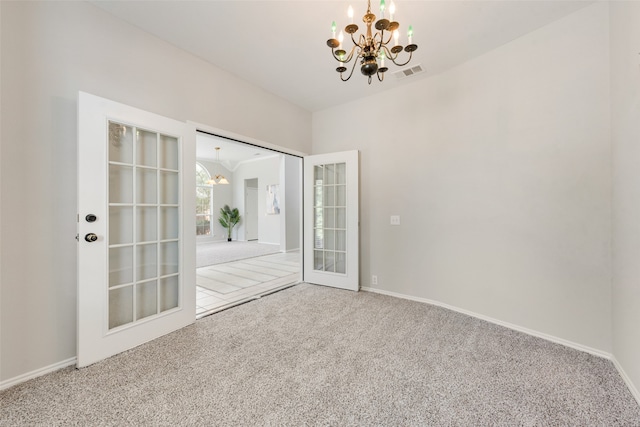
{"left": 227, "top": 237, "right": 232, "bottom": 242}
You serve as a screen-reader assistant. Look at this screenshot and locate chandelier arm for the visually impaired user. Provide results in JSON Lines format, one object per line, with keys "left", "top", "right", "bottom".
{"left": 377, "top": 70, "right": 385, "bottom": 82}
{"left": 371, "top": 31, "right": 385, "bottom": 55}
{"left": 349, "top": 32, "right": 359, "bottom": 47}
{"left": 381, "top": 31, "right": 394, "bottom": 46}
{"left": 382, "top": 45, "right": 395, "bottom": 60}
{"left": 389, "top": 51, "right": 414, "bottom": 67}
{"left": 340, "top": 57, "right": 359, "bottom": 82}
{"left": 373, "top": 31, "right": 383, "bottom": 46}
{"left": 332, "top": 45, "right": 359, "bottom": 63}
{"left": 359, "top": 33, "right": 367, "bottom": 47}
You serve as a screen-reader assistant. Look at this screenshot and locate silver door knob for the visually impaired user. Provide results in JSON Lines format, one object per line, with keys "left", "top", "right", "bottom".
{"left": 84, "top": 233, "right": 98, "bottom": 242}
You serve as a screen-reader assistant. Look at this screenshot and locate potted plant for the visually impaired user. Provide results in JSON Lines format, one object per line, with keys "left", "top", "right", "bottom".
{"left": 218, "top": 205, "right": 241, "bottom": 241}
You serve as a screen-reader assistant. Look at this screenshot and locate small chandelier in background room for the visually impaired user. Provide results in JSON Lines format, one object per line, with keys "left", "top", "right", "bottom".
{"left": 326, "top": 0, "right": 417, "bottom": 84}
{"left": 207, "top": 147, "right": 230, "bottom": 185}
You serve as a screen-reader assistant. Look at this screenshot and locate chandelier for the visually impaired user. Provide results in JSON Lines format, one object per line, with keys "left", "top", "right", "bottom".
{"left": 326, "top": 0, "right": 417, "bottom": 84}
{"left": 207, "top": 147, "right": 229, "bottom": 185}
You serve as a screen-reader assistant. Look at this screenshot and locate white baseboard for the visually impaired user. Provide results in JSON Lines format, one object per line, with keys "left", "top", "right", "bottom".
{"left": 0, "top": 357, "right": 76, "bottom": 391}
{"left": 611, "top": 356, "right": 640, "bottom": 406}
{"left": 361, "top": 286, "right": 611, "bottom": 359}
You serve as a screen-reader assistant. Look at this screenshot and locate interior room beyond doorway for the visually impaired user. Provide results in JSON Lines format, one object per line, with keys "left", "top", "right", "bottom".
{"left": 195, "top": 132, "right": 302, "bottom": 317}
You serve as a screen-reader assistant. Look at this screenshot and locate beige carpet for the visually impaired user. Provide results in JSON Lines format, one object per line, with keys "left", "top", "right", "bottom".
{"left": 1, "top": 284, "right": 639, "bottom": 425}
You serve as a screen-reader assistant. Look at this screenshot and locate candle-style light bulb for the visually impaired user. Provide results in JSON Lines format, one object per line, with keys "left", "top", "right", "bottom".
{"left": 389, "top": 1, "right": 396, "bottom": 21}
{"left": 393, "top": 29, "right": 399, "bottom": 46}
{"left": 331, "top": 21, "right": 337, "bottom": 38}
{"left": 408, "top": 25, "right": 413, "bottom": 45}
{"left": 347, "top": 5, "right": 354, "bottom": 24}
{"left": 338, "top": 31, "right": 344, "bottom": 49}
{"left": 380, "top": 0, "right": 386, "bottom": 18}
{"left": 379, "top": 50, "right": 385, "bottom": 68}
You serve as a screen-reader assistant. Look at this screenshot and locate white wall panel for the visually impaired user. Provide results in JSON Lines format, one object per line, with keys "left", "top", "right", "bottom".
{"left": 611, "top": 0, "right": 640, "bottom": 403}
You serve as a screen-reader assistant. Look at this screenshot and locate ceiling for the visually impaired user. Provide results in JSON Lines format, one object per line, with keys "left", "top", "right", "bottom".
{"left": 196, "top": 132, "right": 280, "bottom": 169}
{"left": 92, "top": 0, "right": 592, "bottom": 112}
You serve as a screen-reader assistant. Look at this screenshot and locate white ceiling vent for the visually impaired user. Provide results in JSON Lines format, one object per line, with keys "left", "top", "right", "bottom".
{"left": 393, "top": 64, "right": 424, "bottom": 80}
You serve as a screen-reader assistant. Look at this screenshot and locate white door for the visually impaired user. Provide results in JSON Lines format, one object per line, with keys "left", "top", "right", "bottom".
{"left": 245, "top": 187, "right": 259, "bottom": 241}
{"left": 303, "top": 151, "right": 359, "bottom": 291}
{"left": 77, "top": 92, "right": 195, "bottom": 368}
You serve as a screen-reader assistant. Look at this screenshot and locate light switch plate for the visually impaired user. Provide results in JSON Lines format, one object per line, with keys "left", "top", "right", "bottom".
{"left": 390, "top": 215, "right": 400, "bottom": 225}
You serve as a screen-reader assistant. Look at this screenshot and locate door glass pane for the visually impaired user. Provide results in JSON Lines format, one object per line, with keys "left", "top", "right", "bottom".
{"left": 336, "top": 252, "right": 346, "bottom": 274}
{"left": 136, "top": 169, "right": 157, "bottom": 204}
{"left": 159, "top": 135, "right": 179, "bottom": 170}
{"left": 336, "top": 230, "right": 346, "bottom": 251}
{"left": 324, "top": 230, "right": 335, "bottom": 250}
{"left": 137, "top": 207, "right": 157, "bottom": 242}
{"left": 323, "top": 186, "right": 335, "bottom": 207}
{"left": 109, "top": 246, "right": 133, "bottom": 287}
{"left": 314, "top": 208, "right": 323, "bottom": 228}
{"left": 324, "top": 164, "right": 335, "bottom": 185}
{"left": 136, "top": 280, "right": 157, "bottom": 320}
{"left": 159, "top": 276, "right": 179, "bottom": 312}
{"left": 136, "top": 244, "right": 157, "bottom": 281}
{"left": 335, "top": 163, "right": 346, "bottom": 185}
{"left": 314, "top": 229, "right": 324, "bottom": 249}
{"left": 314, "top": 165, "right": 323, "bottom": 184}
{"left": 109, "top": 165, "right": 133, "bottom": 204}
{"left": 109, "top": 286, "right": 133, "bottom": 329}
{"left": 109, "top": 206, "right": 133, "bottom": 245}
{"left": 159, "top": 241, "right": 179, "bottom": 276}
{"left": 160, "top": 171, "right": 179, "bottom": 204}
{"left": 159, "top": 207, "right": 179, "bottom": 240}
{"left": 336, "top": 207, "right": 346, "bottom": 229}
{"left": 325, "top": 251, "right": 335, "bottom": 272}
{"left": 324, "top": 208, "right": 335, "bottom": 228}
{"left": 314, "top": 250, "right": 324, "bottom": 271}
{"left": 136, "top": 129, "right": 157, "bottom": 167}
{"left": 336, "top": 185, "right": 346, "bottom": 207}
{"left": 108, "top": 122, "right": 133, "bottom": 164}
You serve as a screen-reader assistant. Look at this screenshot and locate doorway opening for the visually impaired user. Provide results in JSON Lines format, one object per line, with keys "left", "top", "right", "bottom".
{"left": 194, "top": 131, "right": 302, "bottom": 317}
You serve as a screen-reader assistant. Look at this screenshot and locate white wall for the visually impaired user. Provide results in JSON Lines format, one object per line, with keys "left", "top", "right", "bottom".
{"left": 611, "top": 1, "right": 640, "bottom": 401}
{"left": 197, "top": 160, "right": 233, "bottom": 242}
{"left": 0, "top": 1, "right": 310, "bottom": 382}
{"left": 313, "top": 3, "right": 612, "bottom": 352}
{"left": 232, "top": 156, "right": 282, "bottom": 245}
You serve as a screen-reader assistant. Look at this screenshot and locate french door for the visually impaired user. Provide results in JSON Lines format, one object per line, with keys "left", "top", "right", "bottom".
{"left": 77, "top": 92, "right": 195, "bottom": 368}
{"left": 303, "top": 151, "right": 359, "bottom": 291}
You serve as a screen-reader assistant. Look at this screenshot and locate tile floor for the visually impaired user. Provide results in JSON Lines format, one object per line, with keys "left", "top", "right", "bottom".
{"left": 196, "top": 251, "right": 300, "bottom": 318}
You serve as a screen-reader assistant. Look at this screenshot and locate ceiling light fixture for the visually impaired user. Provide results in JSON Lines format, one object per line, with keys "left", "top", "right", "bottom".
{"left": 207, "top": 147, "right": 229, "bottom": 185}
{"left": 326, "top": 0, "right": 417, "bottom": 84}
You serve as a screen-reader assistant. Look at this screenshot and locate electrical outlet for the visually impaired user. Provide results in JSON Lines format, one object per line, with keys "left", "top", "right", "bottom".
{"left": 371, "top": 275, "right": 378, "bottom": 285}
{"left": 390, "top": 215, "right": 401, "bottom": 225}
